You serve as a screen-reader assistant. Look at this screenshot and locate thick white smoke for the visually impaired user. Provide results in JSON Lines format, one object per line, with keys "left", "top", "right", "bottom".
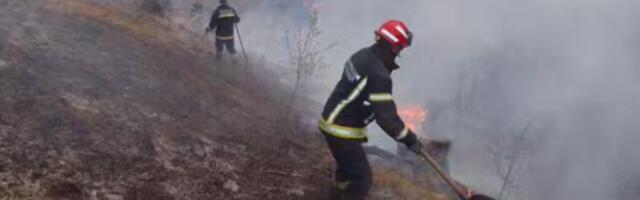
{"left": 310, "top": 0, "right": 640, "bottom": 199}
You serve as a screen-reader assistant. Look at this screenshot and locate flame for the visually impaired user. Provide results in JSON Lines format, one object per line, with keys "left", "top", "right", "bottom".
{"left": 398, "top": 106, "right": 428, "bottom": 132}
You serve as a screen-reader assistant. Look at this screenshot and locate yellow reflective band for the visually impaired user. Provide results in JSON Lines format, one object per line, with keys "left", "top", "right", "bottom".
{"left": 336, "top": 181, "right": 351, "bottom": 190}
{"left": 319, "top": 119, "right": 367, "bottom": 139}
{"left": 327, "top": 77, "right": 369, "bottom": 123}
{"left": 219, "top": 13, "right": 236, "bottom": 18}
{"left": 216, "top": 35, "right": 234, "bottom": 40}
{"left": 395, "top": 126, "right": 409, "bottom": 140}
{"left": 369, "top": 93, "right": 393, "bottom": 102}
{"left": 218, "top": 10, "right": 236, "bottom": 18}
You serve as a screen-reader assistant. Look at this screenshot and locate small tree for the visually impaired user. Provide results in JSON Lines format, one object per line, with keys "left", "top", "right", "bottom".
{"left": 486, "top": 119, "right": 536, "bottom": 199}
{"left": 281, "top": 6, "right": 335, "bottom": 132}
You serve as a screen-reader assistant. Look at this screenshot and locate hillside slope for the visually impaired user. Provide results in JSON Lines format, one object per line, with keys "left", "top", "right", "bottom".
{"left": 0, "top": 1, "right": 444, "bottom": 199}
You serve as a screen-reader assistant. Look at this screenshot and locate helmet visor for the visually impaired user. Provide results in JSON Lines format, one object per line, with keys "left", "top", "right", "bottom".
{"left": 406, "top": 31, "right": 413, "bottom": 47}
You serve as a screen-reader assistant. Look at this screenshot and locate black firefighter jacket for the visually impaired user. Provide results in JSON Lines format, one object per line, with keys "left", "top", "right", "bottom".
{"left": 320, "top": 42, "right": 417, "bottom": 144}
{"left": 207, "top": 5, "right": 240, "bottom": 40}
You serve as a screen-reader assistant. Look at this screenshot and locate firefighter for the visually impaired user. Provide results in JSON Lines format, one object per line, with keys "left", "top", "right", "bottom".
{"left": 205, "top": 0, "right": 240, "bottom": 61}
{"left": 319, "top": 20, "right": 424, "bottom": 199}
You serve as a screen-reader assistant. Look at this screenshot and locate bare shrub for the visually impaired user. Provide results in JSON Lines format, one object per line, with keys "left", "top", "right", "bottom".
{"left": 280, "top": 8, "right": 336, "bottom": 132}
{"left": 139, "top": 0, "right": 171, "bottom": 17}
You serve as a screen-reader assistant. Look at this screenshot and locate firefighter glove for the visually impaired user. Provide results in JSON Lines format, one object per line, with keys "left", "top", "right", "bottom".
{"left": 399, "top": 133, "right": 422, "bottom": 155}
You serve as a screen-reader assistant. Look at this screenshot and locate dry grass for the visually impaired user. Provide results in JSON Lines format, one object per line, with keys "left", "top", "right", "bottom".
{"left": 42, "top": 0, "right": 213, "bottom": 54}
{"left": 8, "top": 0, "right": 456, "bottom": 200}
{"left": 373, "top": 167, "right": 451, "bottom": 200}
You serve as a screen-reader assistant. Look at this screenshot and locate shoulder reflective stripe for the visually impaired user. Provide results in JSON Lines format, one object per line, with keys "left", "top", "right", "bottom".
{"left": 327, "top": 77, "right": 369, "bottom": 123}
{"left": 319, "top": 119, "right": 367, "bottom": 139}
{"left": 369, "top": 93, "right": 393, "bottom": 102}
{"left": 395, "top": 126, "right": 409, "bottom": 140}
{"left": 344, "top": 60, "right": 359, "bottom": 82}
{"left": 216, "top": 35, "right": 235, "bottom": 40}
{"left": 218, "top": 10, "right": 236, "bottom": 18}
{"left": 219, "top": 13, "right": 236, "bottom": 18}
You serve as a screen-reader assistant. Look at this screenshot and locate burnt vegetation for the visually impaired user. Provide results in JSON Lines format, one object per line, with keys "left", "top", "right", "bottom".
{"left": 0, "top": 0, "right": 446, "bottom": 200}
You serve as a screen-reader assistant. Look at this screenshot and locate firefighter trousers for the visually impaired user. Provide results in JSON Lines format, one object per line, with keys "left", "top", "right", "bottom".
{"left": 215, "top": 37, "right": 236, "bottom": 56}
{"left": 322, "top": 131, "right": 372, "bottom": 200}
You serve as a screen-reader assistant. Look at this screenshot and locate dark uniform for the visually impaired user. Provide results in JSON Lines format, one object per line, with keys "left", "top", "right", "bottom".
{"left": 319, "top": 40, "right": 420, "bottom": 199}
{"left": 206, "top": 2, "right": 240, "bottom": 59}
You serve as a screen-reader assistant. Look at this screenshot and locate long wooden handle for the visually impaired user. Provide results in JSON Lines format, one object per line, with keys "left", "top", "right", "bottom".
{"left": 234, "top": 24, "right": 249, "bottom": 65}
{"left": 419, "top": 149, "right": 469, "bottom": 200}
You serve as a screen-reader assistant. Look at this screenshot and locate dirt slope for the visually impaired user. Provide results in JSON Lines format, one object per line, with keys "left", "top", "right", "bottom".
{"left": 0, "top": 1, "right": 443, "bottom": 199}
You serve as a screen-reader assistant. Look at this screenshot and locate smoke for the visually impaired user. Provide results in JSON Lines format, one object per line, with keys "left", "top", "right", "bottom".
{"left": 307, "top": 0, "right": 640, "bottom": 199}
{"left": 79, "top": 0, "right": 640, "bottom": 199}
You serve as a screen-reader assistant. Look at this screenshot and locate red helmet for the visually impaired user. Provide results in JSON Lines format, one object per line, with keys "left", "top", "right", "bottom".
{"left": 375, "top": 20, "right": 413, "bottom": 49}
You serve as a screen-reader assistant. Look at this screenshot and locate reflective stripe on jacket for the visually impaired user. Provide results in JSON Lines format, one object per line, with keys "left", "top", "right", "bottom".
{"left": 216, "top": 35, "right": 234, "bottom": 40}
{"left": 319, "top": 43, "right": 414, "bottom": 142}
{"left": 208, "top": 5, "right": 240, "bottom": 38}
{"left": 319, "top": 118, "right": 367, "bottom": 139}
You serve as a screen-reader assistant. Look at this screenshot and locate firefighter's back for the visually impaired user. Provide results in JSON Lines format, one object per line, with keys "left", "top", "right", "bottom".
{"left": 321, "top": 47, "right": 386, "bottom": 129}
{"left": 213, "top": 5, "right": 239, "bottom": 37}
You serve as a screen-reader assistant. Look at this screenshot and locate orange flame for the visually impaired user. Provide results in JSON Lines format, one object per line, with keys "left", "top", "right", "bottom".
{"left": 398, "top": 106, "right": 428, "bottom": 132}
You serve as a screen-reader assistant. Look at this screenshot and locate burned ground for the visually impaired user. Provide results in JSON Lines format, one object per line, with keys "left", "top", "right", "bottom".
{"left": 0, "top": 1, "right": 444, "bottom": 199}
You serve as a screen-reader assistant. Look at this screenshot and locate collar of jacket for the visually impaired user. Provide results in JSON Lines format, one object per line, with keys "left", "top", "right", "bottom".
{"left": 370, "top": 42, "right": 400, "bottom": 72}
